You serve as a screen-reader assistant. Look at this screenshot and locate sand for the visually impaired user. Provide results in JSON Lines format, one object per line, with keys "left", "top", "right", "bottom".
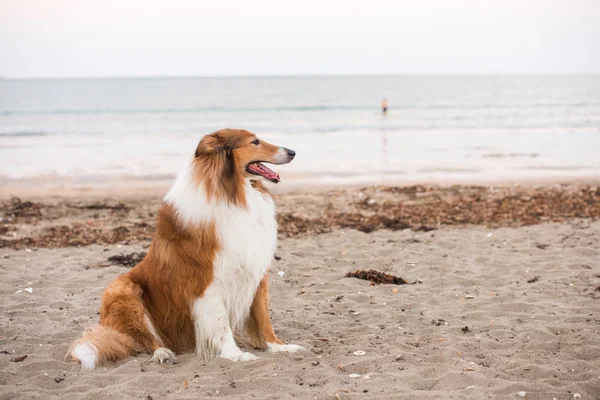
{"left": 1, "top": 211, "right": 599, "bottom": 399}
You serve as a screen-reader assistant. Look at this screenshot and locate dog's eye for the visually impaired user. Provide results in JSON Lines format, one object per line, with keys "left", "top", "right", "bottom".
{"left": 251, "top": 139, "right": 260, "bottom": 145}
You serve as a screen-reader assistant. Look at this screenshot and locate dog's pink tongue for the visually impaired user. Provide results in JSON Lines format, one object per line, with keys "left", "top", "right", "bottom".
{"left": 249, "top": 162, "right": 280, "bottom": 182}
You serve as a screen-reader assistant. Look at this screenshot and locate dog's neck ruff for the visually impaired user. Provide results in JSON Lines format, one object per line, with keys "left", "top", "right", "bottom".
{"left": 164, "top": 160, "right": 272, "bottom": 226}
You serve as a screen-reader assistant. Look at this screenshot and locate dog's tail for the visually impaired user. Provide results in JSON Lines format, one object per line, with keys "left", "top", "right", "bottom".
{"left": 68, "top": 325, "right": 140, "bottom": 370}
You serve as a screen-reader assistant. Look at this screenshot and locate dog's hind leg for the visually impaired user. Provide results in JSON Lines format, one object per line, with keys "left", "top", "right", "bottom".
{"left": 142, "top": 313, "right": 175, "bottom": 364}
{"left": 70, "top": 275, "right": 175, "bottom": 369}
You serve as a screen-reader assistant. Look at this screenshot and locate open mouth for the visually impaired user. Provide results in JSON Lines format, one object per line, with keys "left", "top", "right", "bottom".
{"left": 246, "top": 162, "right": 280, "bottom": 183}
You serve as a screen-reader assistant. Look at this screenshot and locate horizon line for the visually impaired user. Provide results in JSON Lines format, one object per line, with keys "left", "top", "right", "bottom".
{"left": 1, "top": 72, "right": 599, "bottom": 80}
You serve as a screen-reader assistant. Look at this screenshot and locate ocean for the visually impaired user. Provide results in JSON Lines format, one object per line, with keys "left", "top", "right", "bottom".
{"left": 1, "top": 75, "right": 599, "bottom": 186}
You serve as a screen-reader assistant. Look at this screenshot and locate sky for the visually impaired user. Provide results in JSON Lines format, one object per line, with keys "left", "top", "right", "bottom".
{"left": 1, "top": 0, "right": 599, "bottom": 78}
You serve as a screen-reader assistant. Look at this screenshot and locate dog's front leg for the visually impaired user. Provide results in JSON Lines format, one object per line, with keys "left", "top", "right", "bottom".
{"left": 244, "top": 273, "right": 305, "bottom": 353}
{"left": 192, "top": 284, "right": 258, "bottom": 362}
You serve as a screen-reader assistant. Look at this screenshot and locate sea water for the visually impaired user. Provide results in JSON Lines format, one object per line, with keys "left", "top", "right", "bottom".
{"left": 1, "top": 75, "right": 599, "bottom": 186}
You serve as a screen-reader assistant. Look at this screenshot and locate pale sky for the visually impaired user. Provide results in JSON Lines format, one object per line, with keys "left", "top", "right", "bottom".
{"left": 1, "top": 0, "right": 599, "bottom": 78}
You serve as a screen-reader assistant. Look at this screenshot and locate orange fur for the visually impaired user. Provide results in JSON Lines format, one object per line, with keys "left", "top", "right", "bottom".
{"left": 243, "top": 273, "right": 283, "bottom": 348}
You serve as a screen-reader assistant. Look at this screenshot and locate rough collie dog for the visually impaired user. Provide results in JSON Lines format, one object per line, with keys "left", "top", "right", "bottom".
{"left": 70, "top": 129, "right": 303, "bottom": 370}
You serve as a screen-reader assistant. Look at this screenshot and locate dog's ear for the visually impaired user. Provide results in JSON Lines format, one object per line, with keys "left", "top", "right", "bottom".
{"left": 195, "top": 133, "right": 232, "bottom": 158}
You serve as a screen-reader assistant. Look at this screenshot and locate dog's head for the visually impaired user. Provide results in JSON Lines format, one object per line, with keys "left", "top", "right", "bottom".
{"left": 193, "top": 129, "right": 295, "bottom": 204}
{"left": 195, "top": 129, "right": 295, "bottom": 184}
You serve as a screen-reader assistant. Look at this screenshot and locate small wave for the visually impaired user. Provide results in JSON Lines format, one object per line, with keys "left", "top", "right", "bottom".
{"left": 0, "top": 105, "right": 369, "bottom": 116}
{"left": 2, "top": 102, "right": 598, "bottom": 116}
{"left": 0, "top": 131, "right": 48, "bottom": 137}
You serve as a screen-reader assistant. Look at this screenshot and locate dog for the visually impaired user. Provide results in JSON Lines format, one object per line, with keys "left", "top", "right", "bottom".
{"left": 70, "top": 129, "right": 303, "bottom": 370}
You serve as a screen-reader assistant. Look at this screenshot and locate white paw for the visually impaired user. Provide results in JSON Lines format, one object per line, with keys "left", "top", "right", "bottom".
{"left": 267, "top": 342, "right": 305, "bottom": 353}
{"left": 151, "top": 347, "right": 175, "bottom": 364}
{"left": 219, "top": 351, "right": 259, "bottom": 362}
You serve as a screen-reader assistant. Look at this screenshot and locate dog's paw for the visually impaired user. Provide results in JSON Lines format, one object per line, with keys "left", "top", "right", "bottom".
{"left": 219, "top": 351, "right": 259, "bottom": 362}
{"left": 267, "top": 342, "right": 305, "bottom": 353}
{"left": 151, "top": 347, "right": 175, "bottom": 364}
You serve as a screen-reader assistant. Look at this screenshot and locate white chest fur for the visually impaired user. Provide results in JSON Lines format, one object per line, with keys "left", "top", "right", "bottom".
{"left": 211, "top": 184, "right": 277, "bottom": 331}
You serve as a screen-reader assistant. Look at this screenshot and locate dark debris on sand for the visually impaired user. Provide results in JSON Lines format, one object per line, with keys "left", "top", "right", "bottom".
{"left": 106, "top": 252, "right": 147, "bottom": 268}
{"left": 1, "top": 197, "right": 42, "bottom": 222}
{"left": 0, "top": 222, "right": 154, "bottom": 250}
{"left": 360, "top": 185, "right": 600, "bottom": 228}
{"left": 276, "top": 212, "right": 435, "bottom": 237}
{"left": 68, "top": 202, "right": 130, "bottom": 211}
{"left": 1, "top": 184, "right": 599, "bottom": 249}
{"left": 346, "top": 269, "right": 410, "bottom": 285}
{"left": 277, "top": 185, "right": 600, "bottom": 237}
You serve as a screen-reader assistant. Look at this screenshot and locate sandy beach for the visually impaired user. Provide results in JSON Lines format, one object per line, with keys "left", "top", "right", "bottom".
{"left": 1, "top": 184, "right": 599, "bottom": 399}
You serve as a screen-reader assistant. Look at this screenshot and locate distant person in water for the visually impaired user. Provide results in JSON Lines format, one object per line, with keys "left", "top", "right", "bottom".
{"left": 382, "top": 98, "right": 388, "bottom": 115}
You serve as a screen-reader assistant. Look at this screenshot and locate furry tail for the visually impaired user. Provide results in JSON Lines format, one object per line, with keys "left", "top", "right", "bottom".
{"left": 68, "top": 325, "right": 140, "bottom": 370}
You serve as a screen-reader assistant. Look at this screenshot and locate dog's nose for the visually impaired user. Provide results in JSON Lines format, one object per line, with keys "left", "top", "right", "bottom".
{"left": 286, "top": 148, "right": 296, "bottom": 158}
